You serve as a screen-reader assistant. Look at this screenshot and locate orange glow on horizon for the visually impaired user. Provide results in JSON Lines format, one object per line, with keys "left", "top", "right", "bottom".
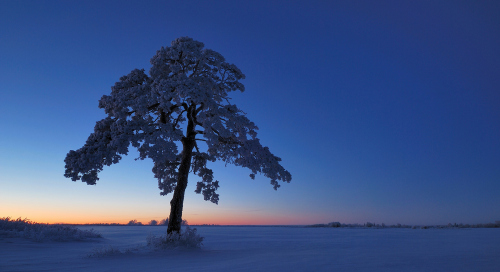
{"left": 20, "top": 216, "right": 315, "bottom": 226}
{"left": 3, "top": 201, "right": 330, "bottom": 225}
{"left": 7, "top": 211, "right": 326, "bottom": 226}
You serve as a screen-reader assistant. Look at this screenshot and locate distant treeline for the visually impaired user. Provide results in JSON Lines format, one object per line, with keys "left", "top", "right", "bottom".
{"left": 306, "top": 221, "right": 500, "bottom": 229}
{"left": 71, "top": 218, "right": 188, "bottom": 226}
{"left": 5, "top": 216, "right": 499, "bottom": 228}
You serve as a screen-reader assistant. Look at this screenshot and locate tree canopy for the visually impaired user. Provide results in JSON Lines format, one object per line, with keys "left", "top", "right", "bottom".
{"left": 64, "top": 37, "right": 291, "bottom": 232}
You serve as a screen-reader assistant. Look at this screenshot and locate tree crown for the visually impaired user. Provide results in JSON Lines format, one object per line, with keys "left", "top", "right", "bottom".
{"left": 64, "top": 37, "right": 292, "bottom": 204}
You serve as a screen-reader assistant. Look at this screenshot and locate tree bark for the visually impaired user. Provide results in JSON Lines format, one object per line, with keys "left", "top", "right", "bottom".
{"left": 167, "top": 106, "right": 196, "bottom": 234}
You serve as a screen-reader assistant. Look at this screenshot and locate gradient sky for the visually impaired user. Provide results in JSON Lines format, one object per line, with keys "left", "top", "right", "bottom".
{"left": 1, "top": 0, "right": 499, "bottom": 225}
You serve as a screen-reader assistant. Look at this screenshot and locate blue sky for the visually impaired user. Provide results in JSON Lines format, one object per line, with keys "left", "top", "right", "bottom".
{"left": 1, "top": 0, "right": 499, "bottom": 225}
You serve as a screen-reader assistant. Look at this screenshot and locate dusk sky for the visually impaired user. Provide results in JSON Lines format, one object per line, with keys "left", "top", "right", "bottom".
{"left": 1, "top": 0, "right": 499, "bottom": 225}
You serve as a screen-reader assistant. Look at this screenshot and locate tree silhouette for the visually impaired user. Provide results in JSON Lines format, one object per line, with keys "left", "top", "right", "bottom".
{"left": 64, "top": 37, "right": 291, "bottom": 234}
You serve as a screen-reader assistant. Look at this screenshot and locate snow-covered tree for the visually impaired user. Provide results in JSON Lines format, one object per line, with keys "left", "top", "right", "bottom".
{"left": 127, "top": 219, "right": 142, "bottom": 226}
{"left": 159, "top": 218, "right": 168, "bottom": 226}
{"left": 64, "top": 37, "right": 292, "bottom": 234}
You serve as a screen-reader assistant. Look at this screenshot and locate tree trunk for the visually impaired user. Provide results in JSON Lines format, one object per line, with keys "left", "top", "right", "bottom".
{"left": 167, "top": 106, "right": 196, "bottom": 234}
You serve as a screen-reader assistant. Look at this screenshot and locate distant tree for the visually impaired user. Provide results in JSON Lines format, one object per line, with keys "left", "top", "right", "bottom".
{"left": 127, "top": 219, "right": 142, "bottom": 226}
{"left": 159, "top": 218, "right": 169, "bottom": 226}
{"left": 64, "top": 37, "right": 292, "bottom": 234}
{"left": 148, "top": 220, "right": 158, "bottom": 226}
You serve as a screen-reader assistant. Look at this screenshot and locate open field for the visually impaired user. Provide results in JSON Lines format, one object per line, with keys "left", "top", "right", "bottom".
{"left": 1, "top": 226, "right": 499, "bottom": 271}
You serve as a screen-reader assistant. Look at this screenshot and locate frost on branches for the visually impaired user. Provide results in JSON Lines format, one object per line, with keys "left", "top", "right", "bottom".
{"left": 64, "top": 37, "right": 291, "bottom": 233}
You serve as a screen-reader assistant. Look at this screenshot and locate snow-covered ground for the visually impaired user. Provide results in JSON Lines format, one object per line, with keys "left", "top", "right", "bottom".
{"left": 1, "top": 226, "right": 499, "bottom": 271}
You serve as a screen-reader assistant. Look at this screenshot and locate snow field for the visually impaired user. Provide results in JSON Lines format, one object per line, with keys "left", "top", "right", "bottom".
{"left": 1, "top": 226, "right": 499, "bottom": 271}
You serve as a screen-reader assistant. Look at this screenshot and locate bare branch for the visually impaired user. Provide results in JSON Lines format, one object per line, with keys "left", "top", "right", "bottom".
{"left": 173, "top": 110, "right": 186, "bottom": 128}
{"left": 147, "top": 103, "right": 160, "bottom": 111}
{"left": 194, "top": 141, "right": 200, "bottom": 153}
{"left": 194, "top": 103, "right": 204, "bottom": 115}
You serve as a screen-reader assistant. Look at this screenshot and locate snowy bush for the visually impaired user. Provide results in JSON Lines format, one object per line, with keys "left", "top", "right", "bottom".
{"left": 0, "top": 217, "right": 30, "bottom": 235}
{"left": 157, "top": 218, "right": 188, "bottom": 226}
{"left": 0, "top": 217, "right": 101, "bottom": 242}
{"left": 147, "top": 227, "right": 204, "bottom": 249}
{"left": 25, "top": 225, "right": 101, "bottom": 242}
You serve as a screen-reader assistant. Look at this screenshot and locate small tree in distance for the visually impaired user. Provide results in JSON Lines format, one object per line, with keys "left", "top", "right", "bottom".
{"left": 148, "top": 220, "right": 158, "bottom": 226}
{"left": 64, "top": 37, "right": 292, "bottom": 234}
{"left": 127, "top": 219, "right": 143, "bottom": 226}
{"left": 159, "top": 218, "right": 168, "bottom": 226}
